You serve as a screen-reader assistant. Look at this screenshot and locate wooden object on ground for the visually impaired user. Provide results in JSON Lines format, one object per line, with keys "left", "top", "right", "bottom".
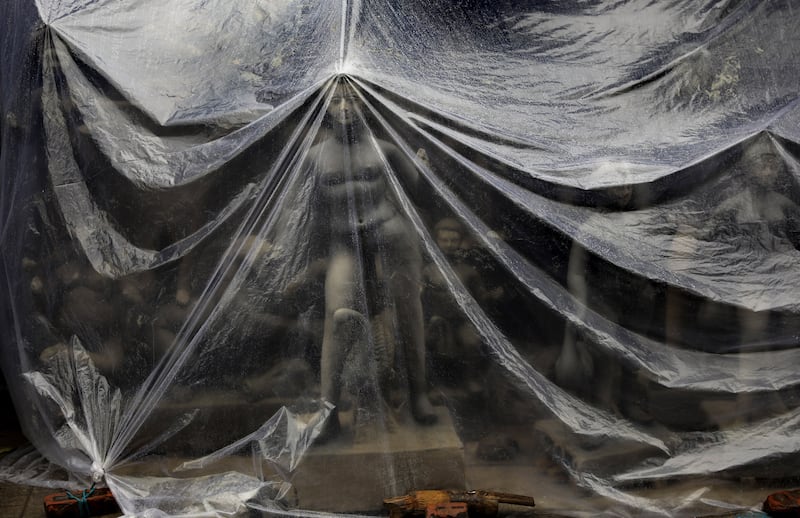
{"left": 427, "top": 501, "right": 468, "bottom": 518}
{"left": 288, "top": 406, "right": 465, "bottom": 513}
{"left": 385, "top": 489, "right": 535, "bottom": 518}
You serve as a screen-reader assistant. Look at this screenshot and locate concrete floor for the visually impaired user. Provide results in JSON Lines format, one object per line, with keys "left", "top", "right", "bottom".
{"left": 0, "top": 482, "right": 52, "bottom": 518}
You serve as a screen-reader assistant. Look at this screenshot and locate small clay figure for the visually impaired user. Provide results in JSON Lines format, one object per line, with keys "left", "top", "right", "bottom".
{"left": 553, "top": 179, "right": 632, "bottom": 418}
{"left": 710, "top": 137, "right": 800, "bottom": 250}
{"left": 422, "top": 218, "right": 486, "bottom": 394}
{"left": 705, "top": 137, "right": 800, "bottom": 425}
{"left": 312, "top": 80, "right": 437, "bottom": 439}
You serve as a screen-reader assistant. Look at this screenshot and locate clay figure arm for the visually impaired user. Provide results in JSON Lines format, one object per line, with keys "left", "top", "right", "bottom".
{"left": 461, "top": 263, "right": 489, "bottom": 305}
{"left": 778, "top": 199, "right": 800, "bottom": 249}
{"left": 384, "top": 141, "right": 420, "bottom": 195}
{"left": 566, "top": 241, "right": 590, "bottom": 303}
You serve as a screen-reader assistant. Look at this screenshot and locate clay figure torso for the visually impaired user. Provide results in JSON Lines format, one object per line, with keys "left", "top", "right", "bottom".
{"left": 311, "top": 137, "right": 408, "bottom": 245}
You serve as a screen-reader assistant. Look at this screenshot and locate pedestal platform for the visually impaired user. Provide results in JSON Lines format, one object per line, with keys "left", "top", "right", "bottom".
{"left": 288, "top": 406, "right": 465, "bottom": 512}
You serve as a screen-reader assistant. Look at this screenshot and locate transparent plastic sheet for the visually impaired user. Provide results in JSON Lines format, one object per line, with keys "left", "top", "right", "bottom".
{"left": 2, "top": 1, "right": 800, "bottom": 517}
{"left": 0, "top": 445, "right": 83, "bottom": 490}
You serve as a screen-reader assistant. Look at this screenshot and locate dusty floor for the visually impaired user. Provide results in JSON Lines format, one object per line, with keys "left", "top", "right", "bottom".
{"left": 0, "top": 377, "right": 789, "bottom": 518}
{"left": 0, "top": 482, "right": 54, "bottom": 518}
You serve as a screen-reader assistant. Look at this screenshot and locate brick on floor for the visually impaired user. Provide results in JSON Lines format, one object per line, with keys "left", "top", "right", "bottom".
{"left": 0, "top": 482, "right": 122, "bottom": 518}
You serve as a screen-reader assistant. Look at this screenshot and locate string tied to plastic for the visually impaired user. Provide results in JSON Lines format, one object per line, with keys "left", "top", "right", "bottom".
{"left": 90, "top": 461, "right": 106, "bottom": 483}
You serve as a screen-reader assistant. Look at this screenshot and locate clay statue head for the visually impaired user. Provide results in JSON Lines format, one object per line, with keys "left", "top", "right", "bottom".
{"left": 327, "top": 83, "right": 358, "bottom": 127}
{"left": 592, "top": 161, "right": 639, "bottom": 209}
{"left": 744, "top": 137, "right": 784, "bottom": 190}
{"left": 434, "top": 218, "right": 464, "bottom": 257}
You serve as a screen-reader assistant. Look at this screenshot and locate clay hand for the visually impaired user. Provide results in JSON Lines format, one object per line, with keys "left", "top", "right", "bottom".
{"left": 415, "top": 148, "right": 430, "bottom": 168}
{"left": 176, "top": 288, "right": 191, "bottom": 306}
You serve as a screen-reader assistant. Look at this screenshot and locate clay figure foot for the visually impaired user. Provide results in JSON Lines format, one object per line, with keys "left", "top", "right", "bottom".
{"left": 412, "top": 394, "right": 438, "bottom": 425}
{"left": 314, "top": 409, "right": 341, "bottom": 444}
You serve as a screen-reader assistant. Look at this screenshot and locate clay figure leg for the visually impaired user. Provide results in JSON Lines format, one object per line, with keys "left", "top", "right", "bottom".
{"left": 320, "top": 248, "right": 365, "bottom": 433}
{"left": 554, "top": 324, "right": 594, "bottom": 394}
{"left": 456, "top": 322, "right": 486, "bottom": 396}
{"left": 382, "top": 218, "right": 437, "bottom": 425}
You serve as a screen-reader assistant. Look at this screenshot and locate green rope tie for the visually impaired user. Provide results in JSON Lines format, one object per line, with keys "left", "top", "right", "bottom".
{"left": 65, "top": 483, "right": 96, "bottom": 518}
